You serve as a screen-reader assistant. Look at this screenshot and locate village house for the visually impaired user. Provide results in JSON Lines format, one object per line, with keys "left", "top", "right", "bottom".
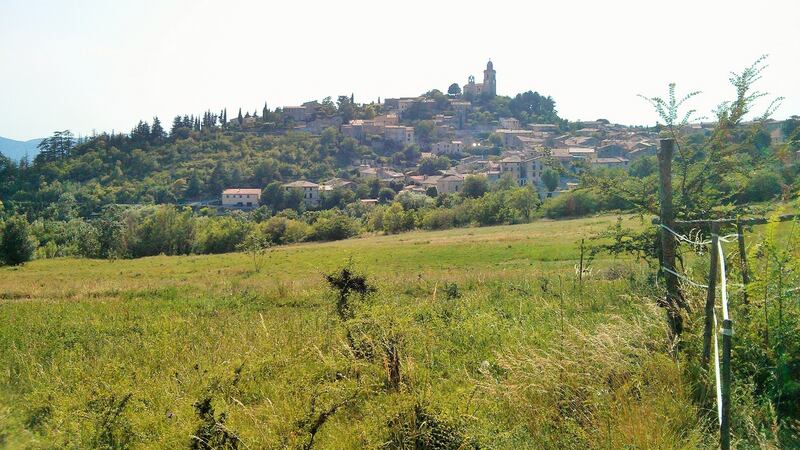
{"left": 574, "top": 127, "right": 602, "bottom": 137}
{"left": 626, "top": 141, "right": 658, "bottom": 160}
{"left": 340, "top": 120, "right": 365, "bottom": 140}
{"left": 221, "top": 188, "right": 261, "bottom": 209}
{"left": 550, "top": 147, "right": 597, "bottom": 164}
{"left": 228, "top": 116, "right": 258, "bottom": 128}
{"left": 283, "top": 106, "right": 309, "bottom": 122}
{"left": 384, "top": 125, "right": 415, "bottom": 145}
{"left": 597, "top": 142, "right": 627, "bottom": 158}
{"left": 592, "top": 157, "right": 630, "bottom": 169}
{"left": 499, "top": 117, "right": 521, "bottom": 129}
{"left": 431, "top": 140, "right": 464, "bottom": 156}
{"left": 320, "top": 178, "right": 356, "bottom": 191}
{"left": 408, "top": 175, "right": 442, "bottom": 193}
{"left": 400, "top": 184, "right": 427, "bottom": 195}
{"left": 529, "top": 124, "right": 559, "bottom": 133}
{"left": 495, "top": 129, "right": 538, "bottom": 148}
{"left": 357, "top": 166, "right": 406, "bottom": 184}
{"left": 499, "top": 154, "right": 545, "bottom": 186}
{"left": 564, "top": 136, "right": 600, "bottom": 147}
{"left": 283, "top": 180, "right": 320, "bottom": 206}
{"left": 436, "top": 174, "right": 466, "bottom": 194}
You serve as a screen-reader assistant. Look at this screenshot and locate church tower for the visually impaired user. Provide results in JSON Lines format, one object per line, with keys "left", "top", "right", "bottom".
{"left": 483, "top": 60, "right": 496, "bottom": 97}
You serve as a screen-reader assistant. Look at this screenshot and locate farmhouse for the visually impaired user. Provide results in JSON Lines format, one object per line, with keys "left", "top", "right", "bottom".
{"left": 222, "top": 188, "right": 261, "bottom": 209}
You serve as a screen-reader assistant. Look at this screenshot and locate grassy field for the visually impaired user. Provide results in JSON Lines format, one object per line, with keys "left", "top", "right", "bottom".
{"left": 0, "top": 214, "right": 711, "bottom": 449}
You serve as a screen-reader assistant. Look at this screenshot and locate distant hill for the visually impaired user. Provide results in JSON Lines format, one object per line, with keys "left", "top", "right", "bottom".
{"left": 0, "top": 136, "right": 42, "bottom": 161}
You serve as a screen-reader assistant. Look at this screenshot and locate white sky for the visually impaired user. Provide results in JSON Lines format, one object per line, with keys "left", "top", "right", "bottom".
{"left": 1, "top": 0, "right": 798, "bottom": 141}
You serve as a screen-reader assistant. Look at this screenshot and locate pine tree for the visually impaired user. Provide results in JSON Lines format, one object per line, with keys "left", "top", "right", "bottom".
{"left": 262, "top": 102, "right": 268, "bottom": 120}
{"left": 170, "top": 116, "right": 183, "bottom": 136}
{"left": 237, "top": 108, "right": 243, "bottom": 125}
{"left": 151, "top": 116, "right": 165, "bottom": 143}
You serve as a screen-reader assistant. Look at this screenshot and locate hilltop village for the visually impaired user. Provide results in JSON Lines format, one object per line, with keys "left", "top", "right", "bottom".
{"left": 220, "top": 60, "right": 663, "bottom": 208}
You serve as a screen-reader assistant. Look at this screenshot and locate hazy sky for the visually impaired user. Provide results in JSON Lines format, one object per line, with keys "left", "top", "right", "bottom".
{"left": 1, "top": 0, "right": 798, "bottom": 141}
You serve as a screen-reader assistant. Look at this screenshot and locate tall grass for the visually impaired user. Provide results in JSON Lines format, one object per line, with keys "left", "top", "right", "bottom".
{"left": 0, "top": 215, "right": 710, "bottom": 448}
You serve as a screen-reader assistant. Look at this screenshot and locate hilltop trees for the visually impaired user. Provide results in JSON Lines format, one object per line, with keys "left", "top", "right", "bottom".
{"left": 337, "top": 95, "right": 355, "bottom": 123}
{"left": 34, "top": 130, "right": 74, "bottom": 164}
{"left": 151, "top": 117, "right": 165, "bottom": 143}
{"left": 508, "top": 91, "right": 558, "bottom": 123}
{"left": 447, "top": 83, "right": 461, "bottom": 96}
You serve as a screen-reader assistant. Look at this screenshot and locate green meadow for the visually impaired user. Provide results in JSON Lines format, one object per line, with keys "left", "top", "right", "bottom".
{"left": 1, "top": 214, "right": 710, "bottom": 449}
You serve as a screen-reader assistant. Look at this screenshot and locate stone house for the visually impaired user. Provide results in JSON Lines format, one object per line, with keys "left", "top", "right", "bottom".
{"left": 222, "top": 188, "right": 261, "bottom": 209}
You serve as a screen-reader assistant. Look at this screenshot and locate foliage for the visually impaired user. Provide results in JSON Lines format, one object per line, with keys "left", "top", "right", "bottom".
{"left": 462, "top": 175, "right": 489, "bottom": 199}
{"left": 588, "top": 56, "right": 788, "bottom": 262}
{"left": 542, "top": 189, "right": 604, "bottom": 218}
{"left": 310, "top": 210, "right": 359, "bottom": 241}
{"left": 0, "top": 215, "right": 37, "bottom": 265}
{"left": 418, "top": 156, "right": 451, "bottom": 176}
{"left": 190, "top": 397, "right": 240, "bottom": 449}
{"left": 447, "top": 83, "right": 461, "bottom": 96}
{"left": 324, "top": 262, "right": 375, "bottom": 321}
{"left": 541, "top": 168, "right": 560, "bottom": 192}
{"left": 387, "top": 403, "right": 476, "bottom": 449}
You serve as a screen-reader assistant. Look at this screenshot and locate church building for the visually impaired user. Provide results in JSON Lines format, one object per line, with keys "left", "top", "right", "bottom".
{"left": 463, "top": 60, "right": 497, "bottom": 97}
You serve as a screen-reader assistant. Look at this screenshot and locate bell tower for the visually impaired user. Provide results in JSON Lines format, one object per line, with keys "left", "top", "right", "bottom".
{"left": 483, "top": 60, "right": 496, "bottom": 97}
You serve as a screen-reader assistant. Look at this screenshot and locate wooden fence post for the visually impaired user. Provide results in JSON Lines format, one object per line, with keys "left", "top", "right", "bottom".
{"left": 657, "top": 138, "right": 684, "bottom": 337}
{"left": 702, "top": 222, "right": 720, "bottom": 370}
{"left": 736, "top": 219, "right": 750, "bottom": 306}
{"left": 720, "top": 318, "right": 733, "bottom": 450}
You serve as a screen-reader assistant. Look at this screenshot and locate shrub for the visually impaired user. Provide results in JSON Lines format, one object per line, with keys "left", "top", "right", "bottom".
{"left": 190, "top": 397, "right": 240, "bottom": 449}
{"left": 468, "top": 191, "right": 511, "bottom": 225}
{"left": 128, "top": 205, "right": 195, "bottom": 257}
{"left": 324, "top": 264, "right": 375, "bottom": 321}
{"left": 194, "top": 216, "right": 251, "bottom": 254}
{"left": 462, "top": 175, "right": 489, "bottom": 199}
{"left": 387, "top": 404, "right": 477, "bottom": 449}
{"left": 741, "top": 168, "right": 782, "bottom": 202}
{"left": 310, "top": 211, "right": 359, "bottom": 241}
{"left": 0, "top": 215, "right": 37, "bottom": 265}
{"left": 252, "top": 216, "right": 311, "bottom": 245}
{"left": 542, "top": 189, "right": 602, "bottom": 218}
{"left": 383, "top": 203, "right": 415, "bottom": 234}
{"left": 421, "top": 208, "right": 456, "bottom": 230}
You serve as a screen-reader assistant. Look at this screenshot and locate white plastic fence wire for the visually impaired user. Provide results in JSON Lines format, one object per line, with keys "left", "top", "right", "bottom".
{"left": 713, "top": 309, "right": 722, "bottom": 424}
{"left": 713, "top": 238, "right": 733, "bottom": 425}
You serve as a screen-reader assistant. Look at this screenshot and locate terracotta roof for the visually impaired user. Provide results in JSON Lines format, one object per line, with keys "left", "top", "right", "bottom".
{"left": 223, "top": 188, "right": 261, "bottom": 195}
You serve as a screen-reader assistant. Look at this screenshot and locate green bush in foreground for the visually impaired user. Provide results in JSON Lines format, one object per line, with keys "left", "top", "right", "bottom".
{"left": 0, "top": 215, "right": 37, "bottom": 265}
